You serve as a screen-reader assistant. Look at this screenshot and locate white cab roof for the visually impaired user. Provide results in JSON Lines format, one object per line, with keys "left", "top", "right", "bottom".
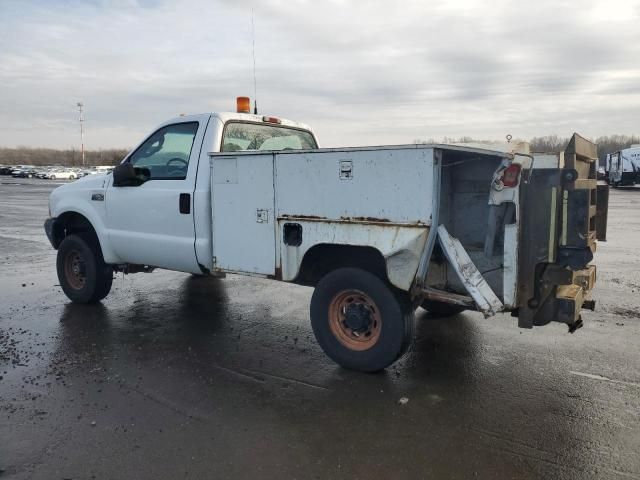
{"left": 159, "top": 112, "right": 313, "bottom": 133}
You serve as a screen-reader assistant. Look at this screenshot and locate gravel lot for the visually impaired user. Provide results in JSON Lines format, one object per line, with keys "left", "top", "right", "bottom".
{"left": 1, "top": 178, "right": 639, "bottom": 479}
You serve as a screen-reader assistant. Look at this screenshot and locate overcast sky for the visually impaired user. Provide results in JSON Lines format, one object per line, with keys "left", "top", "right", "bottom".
{"left": 0, "top": 0, "right": 639, "bottom": 149}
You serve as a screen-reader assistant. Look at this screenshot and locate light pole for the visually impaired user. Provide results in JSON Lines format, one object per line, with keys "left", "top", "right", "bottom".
{"left": 77, "top": 102, "right": 85, "bottom": 166}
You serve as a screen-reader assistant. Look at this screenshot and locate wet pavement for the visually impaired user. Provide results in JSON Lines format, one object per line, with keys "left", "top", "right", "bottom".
{"left": 1, "top": 178, "right": 639, "bottom": 479}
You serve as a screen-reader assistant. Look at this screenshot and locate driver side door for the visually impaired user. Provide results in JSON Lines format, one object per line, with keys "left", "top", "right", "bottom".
{"left": 105, "top": 117, "right": 208, "bottom": 273}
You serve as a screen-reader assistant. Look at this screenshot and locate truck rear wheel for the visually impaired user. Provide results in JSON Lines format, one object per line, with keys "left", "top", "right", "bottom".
{"left": 421, "top": 299, "right": 466, "bottom": 317}
{"left": 57, "top": 234, "right": 113, "bottom": 304}
{"left": 310, "top": 267, "right": 414, "bottom": 372}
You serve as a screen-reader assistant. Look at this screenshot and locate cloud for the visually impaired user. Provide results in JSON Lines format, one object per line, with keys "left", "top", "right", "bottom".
{"left": 0, "top": 0, "right": 638, "bottom": 148}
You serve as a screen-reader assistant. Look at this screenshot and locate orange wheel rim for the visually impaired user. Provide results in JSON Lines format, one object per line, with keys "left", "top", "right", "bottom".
{"left": 328, "top": 290, "right": 381, "bottom": 351}
{"left": 64, "top": 249, "right": 86, "bottom": 290}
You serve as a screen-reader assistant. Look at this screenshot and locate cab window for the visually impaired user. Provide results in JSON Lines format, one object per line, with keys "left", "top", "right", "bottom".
{"left": 221, "top": 122, "right": 317, "bottom": 152}
{"left": 128, "top": 122, "right": 199, "bottom": 179}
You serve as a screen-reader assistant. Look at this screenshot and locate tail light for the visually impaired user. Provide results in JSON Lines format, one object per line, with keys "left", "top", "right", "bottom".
{"left": 502, "top": 163, "right": 521, "bottom": 187}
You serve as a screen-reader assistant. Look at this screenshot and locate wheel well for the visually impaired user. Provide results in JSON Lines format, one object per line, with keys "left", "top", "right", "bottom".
{"left": 295, "top": 244, "right": 388, "bottom": 287}
{"left": 52, "top": 212, "right": 99, "bottom": 249}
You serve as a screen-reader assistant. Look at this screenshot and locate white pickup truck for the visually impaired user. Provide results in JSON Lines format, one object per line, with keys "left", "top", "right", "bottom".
{"left": 45, "top": 101, "right": 608, "bottom": 371}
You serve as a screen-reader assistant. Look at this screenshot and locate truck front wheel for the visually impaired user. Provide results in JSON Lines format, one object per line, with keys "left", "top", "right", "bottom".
{"left": 56, "top": 234, "right": 113, "bottom": 303}
{"left": 310, "top": 267, "right": 414, "bottom": 372}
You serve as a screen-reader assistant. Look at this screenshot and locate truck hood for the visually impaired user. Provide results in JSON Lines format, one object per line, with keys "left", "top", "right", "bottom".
{"left": 57, "top": 173, "right": 109, "bottom": 191}
{"left": 49, "top": 173, "right": 110, "bottom": 217}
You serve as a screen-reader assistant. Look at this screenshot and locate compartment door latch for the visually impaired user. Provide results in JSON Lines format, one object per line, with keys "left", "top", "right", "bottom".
{"left": 256, "top": 209, "right": 269, "bottom": 223}
{"left": 339, "top": 160, "right": 353, "bottom": 180}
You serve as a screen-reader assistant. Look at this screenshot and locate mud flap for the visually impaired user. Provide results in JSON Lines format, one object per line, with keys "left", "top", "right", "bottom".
{"left": 437, "top": 225, "right": 504, "bottom": 317}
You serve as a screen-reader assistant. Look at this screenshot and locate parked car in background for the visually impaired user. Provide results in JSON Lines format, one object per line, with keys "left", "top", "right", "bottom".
{"left": 77, "top": 168, "right": 99, "bottom": 178}
{"left": 0, "top": 166, "right": 13, "bottom": 175}
{"left": 35, "top": 168, "right": 54, "bottom": 179}
{"left": 12, "top": 167, "right": 39, "bottom": 178}
{"left": 7, "top": 166, "right": 29, "bottom": 175}
{"left": 48, "top": 168, "right": 78, "bottom": 180}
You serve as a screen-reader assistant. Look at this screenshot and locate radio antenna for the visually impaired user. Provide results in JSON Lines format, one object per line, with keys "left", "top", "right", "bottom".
{"left": 251, "top": 8, "right": 258, "bottom": 114}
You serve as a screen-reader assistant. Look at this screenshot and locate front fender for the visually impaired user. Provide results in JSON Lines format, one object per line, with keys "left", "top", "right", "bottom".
{"left": 50, "top": 195, "right": 121, "bottom": 265}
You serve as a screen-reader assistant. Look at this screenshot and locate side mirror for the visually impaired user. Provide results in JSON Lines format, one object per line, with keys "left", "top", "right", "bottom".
{"left": 113, "top": 163, "right": 150, "bottom": 187}
{"left": 112, "top": 163, "right": 137, "bottom": 187}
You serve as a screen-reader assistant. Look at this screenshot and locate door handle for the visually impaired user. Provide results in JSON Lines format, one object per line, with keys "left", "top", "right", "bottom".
{"left": 179, "top": 193, "right": 190, "bottom": 214}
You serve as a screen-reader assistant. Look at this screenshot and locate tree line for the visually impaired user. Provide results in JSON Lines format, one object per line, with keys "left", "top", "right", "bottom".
{"left": 416, "top": 134, "right": 640, "bottom": 165}
{"left": 528, "top": 135, "right": 640, "bottom": 164}
{"left": 0, "top": 147, "right": 128, "bottom": 167}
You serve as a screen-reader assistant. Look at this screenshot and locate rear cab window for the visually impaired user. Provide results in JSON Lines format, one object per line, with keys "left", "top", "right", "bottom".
{"left": 221, "top": 122, "right": 317, "bottom": 152}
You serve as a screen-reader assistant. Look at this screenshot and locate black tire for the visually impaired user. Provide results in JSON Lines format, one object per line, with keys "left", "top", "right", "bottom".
{"left": 56, "top": 234, "right": 113, "bottom": 303}
{"left": 421, "top": 299, "right": 466, "bottom": 317}
{"left": 310, "top": 267, "right": 414, "bottom": 372}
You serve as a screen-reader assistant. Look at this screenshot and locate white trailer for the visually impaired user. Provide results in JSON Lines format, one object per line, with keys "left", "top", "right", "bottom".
{"left": 606, "top": 145, "right": 640, "bottom": 187}
{"left": 44, "top": 101, "right": 608, "bottom": 371}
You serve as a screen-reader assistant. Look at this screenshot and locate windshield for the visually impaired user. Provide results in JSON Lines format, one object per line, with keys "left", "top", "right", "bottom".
{"left": 221, "top": 122, "right": 317, "bottom": 152}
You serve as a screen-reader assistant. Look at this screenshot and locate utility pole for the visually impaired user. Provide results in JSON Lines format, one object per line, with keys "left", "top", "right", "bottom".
{"left": 77, "top": 102, "right": 85, "bottom": 166}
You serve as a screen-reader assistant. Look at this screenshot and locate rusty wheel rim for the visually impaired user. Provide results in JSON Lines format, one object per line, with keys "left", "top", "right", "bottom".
{"left": 328, "top": 290, "right": 382, "bottom": 351}
{"left": 64, "top": 249, "right": 86, "bottom": 290}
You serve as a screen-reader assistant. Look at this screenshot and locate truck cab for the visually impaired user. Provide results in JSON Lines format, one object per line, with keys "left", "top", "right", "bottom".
{"left": 46, "top": 109, "right": 318, "bottom": 275}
